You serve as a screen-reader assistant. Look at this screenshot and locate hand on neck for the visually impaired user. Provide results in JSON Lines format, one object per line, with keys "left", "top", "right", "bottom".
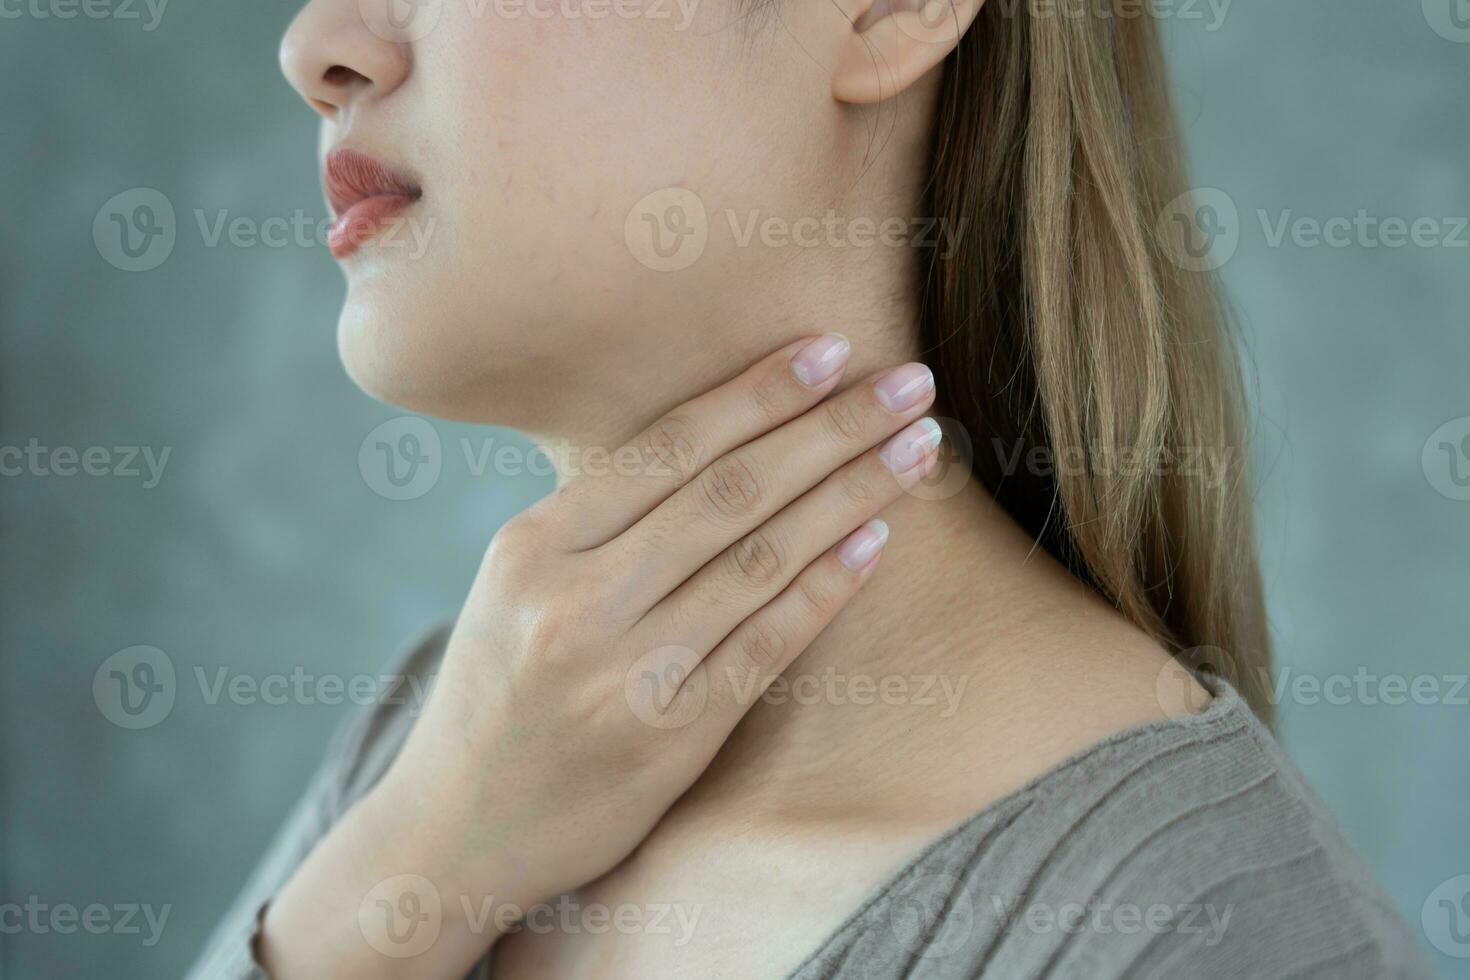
{"left": 513, "top": 284, "right": 1189, "bottom": 830}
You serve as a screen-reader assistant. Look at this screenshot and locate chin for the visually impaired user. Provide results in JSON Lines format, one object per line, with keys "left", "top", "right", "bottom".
{"left": 333, "top": 274, "right": 571, "bottom": 429}
{"left": 335, "top": 276, "right": 478, "bottom": 421}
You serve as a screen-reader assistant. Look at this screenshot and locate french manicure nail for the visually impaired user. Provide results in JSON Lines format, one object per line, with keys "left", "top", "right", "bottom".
{"left": 880, "top": 418, "right": 943, "bottom": 473}
{"left": 873, "top": 363, "right": 935, "bottom": 412}
{"left": 791, "top": 333, "right": 852, "bottom": 387}
{"left": 837, "top": 518, "right": 889, "bottom": 571}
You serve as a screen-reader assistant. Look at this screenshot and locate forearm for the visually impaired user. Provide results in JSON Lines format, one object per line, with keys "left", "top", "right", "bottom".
{"left": 256, "top": 768, "right": 534, "bottom": 980}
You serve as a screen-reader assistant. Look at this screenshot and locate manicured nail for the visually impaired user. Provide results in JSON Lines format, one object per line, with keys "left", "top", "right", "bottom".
{"left": 837, "top": 519, "right": 889, "bottom": 571}
{"left": 790, "top": 333, "right": 852, "bottom": 387}
{"left": 880, "top": 418, "right": 943, "bottom": 474}
{"left": 873, "top": 363, "right": 934, "bottom": 412}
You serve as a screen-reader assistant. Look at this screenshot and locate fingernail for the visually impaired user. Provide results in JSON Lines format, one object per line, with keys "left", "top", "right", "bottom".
{"left": 791, "top": 333, "right": 852, "bottom": 387}
{"left": 873, "top": 363, "right": 934, "bottom": 412}
{"left": 880, "top": 418, "right": 943, "bottom": 474}
{"left": 837, "top": 518, "right": 889, "bottom": 571}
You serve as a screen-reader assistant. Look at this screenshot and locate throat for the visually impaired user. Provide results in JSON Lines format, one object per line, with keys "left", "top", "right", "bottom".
{"left": 674, "top": 482, "right": 1042, "bottom": 824}
{"left": 671, "top": 479, "right": 1190, "bottom": 835}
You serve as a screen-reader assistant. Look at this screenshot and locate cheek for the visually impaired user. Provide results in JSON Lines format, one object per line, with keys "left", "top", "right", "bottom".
{"left": 338, "top": 3, "right": 800, "bottom": 419}
{"left": 427, "top": 12, "right": 749, "bottom": 285}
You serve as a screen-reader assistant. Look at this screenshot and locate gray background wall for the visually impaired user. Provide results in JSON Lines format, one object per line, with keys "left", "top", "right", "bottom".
{"left": 1, "top": 1, "right": 1466, "bottom": 977}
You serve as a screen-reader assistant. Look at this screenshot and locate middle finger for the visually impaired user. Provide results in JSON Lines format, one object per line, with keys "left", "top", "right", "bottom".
{"left": 596, "top": 362, "right": 936, "bottom": 611}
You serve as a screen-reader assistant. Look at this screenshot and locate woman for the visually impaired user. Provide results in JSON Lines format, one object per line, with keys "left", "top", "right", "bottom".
{"left": 189, "top": 0, "right": 1433, "bottom": 976}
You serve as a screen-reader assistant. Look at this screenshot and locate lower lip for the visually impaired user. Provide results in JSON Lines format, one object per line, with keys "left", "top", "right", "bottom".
{"left": 328, "top": 195, "right": 419, "bottom": 260}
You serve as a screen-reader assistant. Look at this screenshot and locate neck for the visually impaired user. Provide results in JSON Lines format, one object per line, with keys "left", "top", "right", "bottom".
{"left": 516, "top": 284, "right": 1178, "bottom": 831}
{"left": 679, "top": 474, "right": 1180, "bottom": 831}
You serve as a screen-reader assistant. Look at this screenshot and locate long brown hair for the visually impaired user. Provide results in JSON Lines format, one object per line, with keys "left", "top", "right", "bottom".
{"left": 922, "top": 2, "right": 1274, "bottom": 720}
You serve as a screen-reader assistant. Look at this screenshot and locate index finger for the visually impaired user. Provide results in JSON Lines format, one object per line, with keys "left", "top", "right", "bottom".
{"left": 545, "top": 333, "right": 853, "bottom": 551}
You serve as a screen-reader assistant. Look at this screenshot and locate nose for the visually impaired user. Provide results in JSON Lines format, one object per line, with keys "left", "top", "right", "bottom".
{"left": 280, "top": 0, "right": 411, "bottom": 120}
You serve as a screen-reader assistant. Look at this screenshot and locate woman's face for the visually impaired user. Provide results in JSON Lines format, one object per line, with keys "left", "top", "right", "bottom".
{"left": 280, "top": 0, "right": 971, "bottom": 432}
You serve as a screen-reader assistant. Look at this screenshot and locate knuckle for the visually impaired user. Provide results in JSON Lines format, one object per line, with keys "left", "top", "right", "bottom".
{"left": 699, "top": 452, "right": 766, "bottom": 524}
{"left": 487, "top": 514, "right": 540, "bottom": 568}
{"left": 735, "top": 619, "right": 788, "bottom": 674}
{"left": 745, "top": 364, "right": 791, "bottom": 425}
{"left": 835, "top": 467, "right": 878, "bottom": 509}
{"left": 641, "top": 414, "right": 704, "bottom": 484}
{"left": 704, "top": 669, "right": 743, "bottom": 716}
{"left": 727, "top": 527, "right": 787, "bottom": 590}
{"left": 797, "top": 570, "right": 841, "bottom": 618}
{"left": 821, "top": 398, "right": 870, "bottom": 448}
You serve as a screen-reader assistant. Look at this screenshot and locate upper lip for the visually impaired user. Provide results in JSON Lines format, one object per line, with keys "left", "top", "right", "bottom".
{"left": 323, "top": 147, "right": 422, "bottom": 218}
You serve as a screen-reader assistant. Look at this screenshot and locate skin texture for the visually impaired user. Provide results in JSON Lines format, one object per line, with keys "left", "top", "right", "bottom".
{"left": 274, "top": 1, "right": 1207, "bottom": 977}
{"left": 279, "top": 0, "right": 983, "bottom": 431}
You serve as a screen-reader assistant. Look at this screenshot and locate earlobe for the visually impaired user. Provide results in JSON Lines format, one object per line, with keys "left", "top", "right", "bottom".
{"left": 831, "top": 0, "right": 984, "bottom": 105}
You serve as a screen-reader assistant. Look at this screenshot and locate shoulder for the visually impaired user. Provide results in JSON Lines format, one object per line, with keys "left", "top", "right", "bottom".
{"left": 1053, "top": 678, "right": 1431, "bottom": 978}
{"left": 875, "top": 675, "right": 1436, "bottom": 979}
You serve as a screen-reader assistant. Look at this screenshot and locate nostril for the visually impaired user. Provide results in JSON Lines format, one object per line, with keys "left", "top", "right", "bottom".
{"left": 323, "top": 64, "right": 369, "bottom": 88}
{"left": 301, "top": 65, "right": 372, "bottom": 118}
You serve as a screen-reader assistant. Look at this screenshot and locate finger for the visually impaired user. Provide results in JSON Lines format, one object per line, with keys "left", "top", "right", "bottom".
{"left": 542, "top": 334, "right": 853, "bottom": 551}
{"left": 647, "top": 419, "right": 941, "bottom": 650}
{"left": 604, "top": 362, "right": 936, "bottom": 609}
{"left": 692, "top": 519, "right": 892, "bottom": 736}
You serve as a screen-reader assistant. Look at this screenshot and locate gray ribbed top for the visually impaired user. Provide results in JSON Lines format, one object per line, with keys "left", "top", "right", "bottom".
{"left": 187, "top": 627, "right": 1434, "bottom": 979}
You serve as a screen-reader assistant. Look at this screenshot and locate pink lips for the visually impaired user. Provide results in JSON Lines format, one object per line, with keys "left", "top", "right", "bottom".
{"left": 323, "top": 148, "right": 422, "bottom": 260}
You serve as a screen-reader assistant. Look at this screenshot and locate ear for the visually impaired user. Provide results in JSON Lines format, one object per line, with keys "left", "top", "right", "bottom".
{"left": 831, "top": 0, "right": 985, "bottom": 105}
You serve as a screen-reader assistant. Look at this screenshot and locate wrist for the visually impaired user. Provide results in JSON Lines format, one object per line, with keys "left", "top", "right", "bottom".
{"left": 365, "top": 748, "right": 559, "bottom": 927}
